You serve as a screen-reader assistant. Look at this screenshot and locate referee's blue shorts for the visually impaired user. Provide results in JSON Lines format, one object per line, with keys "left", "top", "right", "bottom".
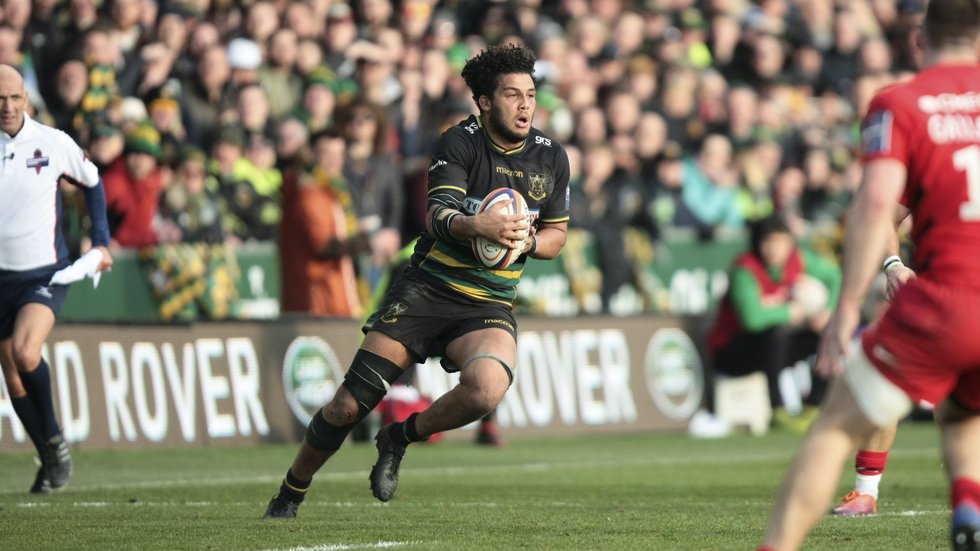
{"left": 0, "top": 263, "right": 69, "bottom": 340}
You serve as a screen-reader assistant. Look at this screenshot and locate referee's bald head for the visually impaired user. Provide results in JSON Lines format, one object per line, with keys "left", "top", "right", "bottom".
{"left": 0, "top": 64, "right": 24, "bottom": 88}
{"left": 0, "top": 63, "right": 28, "bottom": 137}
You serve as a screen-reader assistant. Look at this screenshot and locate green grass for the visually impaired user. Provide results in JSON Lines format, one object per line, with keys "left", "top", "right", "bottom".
{"left": 0, "top": 422, "right": 949, "bottom": 550}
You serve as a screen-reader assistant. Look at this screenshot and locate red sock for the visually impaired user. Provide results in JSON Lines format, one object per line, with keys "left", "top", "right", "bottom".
{"left": 952, "top": 477, "right": 980, "bottom": 509}
{"left": 855, "top": 450, "right": 889, "bottom": 476}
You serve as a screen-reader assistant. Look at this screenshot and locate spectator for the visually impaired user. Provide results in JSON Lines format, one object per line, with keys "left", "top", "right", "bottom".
{"left": 279, "top": 130, "right": 369, "bottom": 317}
{"left": 259, "top": 28, "right": 302, "bottom": 120}
{"left": 159, "top": 145, "right": 225, "bottom": 244}
{"left": 339, "top": 97, "right": 403, "bottom": 289}
{"left": 569, "top": 144, "right": 635, "bottom": 312}
{"left": 47, "top": 59, "right": 90, "bottom": 140}
{"left": 181, "top": 43, "right": 234, "bottom": 150}
{"left": 293, "top": 69, "right": 337, "bottom": 134}
{"left": 707, "top": 215, "right": 840, "bottom": 431}
{"left": 208, "top": 125, "right": 281, "bottom": 242}
{"left": 226, "top": 37, "right": 262, "bottom": 89}
{"left": 679, "top": 134, "right": 744, "bottom": 236}
{"left": 103, "top": 121, "right": 172, "bottom": 248}
{"left": 234, "top": 83, "right": 275, "bottom": 142}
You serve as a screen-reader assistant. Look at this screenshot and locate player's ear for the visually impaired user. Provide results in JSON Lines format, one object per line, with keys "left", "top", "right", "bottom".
{"left": 478, "top": 95, "right": 491, "bottom": 113}
{"left": 910, "top": 25, "right": 924, "bottom": 60}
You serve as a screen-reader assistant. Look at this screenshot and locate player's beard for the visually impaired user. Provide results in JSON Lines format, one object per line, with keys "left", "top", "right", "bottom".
{"left": 487, "top": 104, "right": 530, "bottom": 146}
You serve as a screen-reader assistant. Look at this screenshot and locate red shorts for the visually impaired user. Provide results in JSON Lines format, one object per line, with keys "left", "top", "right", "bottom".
{"left": 862, "top": 277, "right": 980, "bottom": 411}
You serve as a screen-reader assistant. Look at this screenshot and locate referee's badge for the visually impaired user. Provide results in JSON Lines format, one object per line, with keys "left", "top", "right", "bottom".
{"left": 26, "top": 148, "right": 50, "bottom": 174}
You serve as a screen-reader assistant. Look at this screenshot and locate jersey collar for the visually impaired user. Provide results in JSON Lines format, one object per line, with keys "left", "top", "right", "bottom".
{"left": 477, "top": 115, "right": 527, "bottom": 155}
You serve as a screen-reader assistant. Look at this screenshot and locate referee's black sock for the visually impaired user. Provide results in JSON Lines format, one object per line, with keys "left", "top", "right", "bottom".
{"left": 10, "top": 395, "right": 44, "bottom": 455}
{"left": 279, "top": 469, "right": 310, "bottom": 503}
{"left": 20, "top": 360, "right": 62, "bottom": 440}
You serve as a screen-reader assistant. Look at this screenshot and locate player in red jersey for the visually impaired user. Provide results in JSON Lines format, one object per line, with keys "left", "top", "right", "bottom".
{"left": 760, "top": 1, "right": 980, "bottom": 549}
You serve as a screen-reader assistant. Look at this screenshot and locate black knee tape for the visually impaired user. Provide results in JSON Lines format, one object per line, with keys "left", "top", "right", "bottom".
{"left": 305, "top": 408, "right": 352, "bottom": 452}
{"left": 342, "top": 349, "right": 404, "bottom": 417}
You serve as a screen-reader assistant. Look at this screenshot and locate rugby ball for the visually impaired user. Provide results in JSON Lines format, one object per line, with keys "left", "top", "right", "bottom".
{"left": 791, "top": 275, "right": 829, "bottom": 317}
{"left": 472, "top": 188, "right": 529, "bottom": 269}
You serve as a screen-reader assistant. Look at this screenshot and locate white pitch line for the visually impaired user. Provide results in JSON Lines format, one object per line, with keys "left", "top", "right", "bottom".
{"left": 266, "top": 541, "right": 422, "bottom": 551}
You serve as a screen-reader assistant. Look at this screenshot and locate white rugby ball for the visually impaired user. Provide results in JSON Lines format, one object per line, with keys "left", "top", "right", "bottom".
{"left": 472, "top": 188, "right": 529, "bottom": 269}
{"left": 791, "top": 275, "right": 829, "bottom": 317}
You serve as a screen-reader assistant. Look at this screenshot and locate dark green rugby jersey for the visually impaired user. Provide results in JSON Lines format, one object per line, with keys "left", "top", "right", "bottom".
{"left": 411, "top": 114, "right": 570, "bottom": 306}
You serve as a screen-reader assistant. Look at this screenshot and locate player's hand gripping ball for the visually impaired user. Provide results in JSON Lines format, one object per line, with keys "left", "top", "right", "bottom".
{"left": 472, "top": 188, "right": 530, "bottom": 269}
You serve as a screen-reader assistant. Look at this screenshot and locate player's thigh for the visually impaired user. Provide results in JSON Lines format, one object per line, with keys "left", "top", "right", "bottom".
{"left": 10, "top": 302, "right": 56, "bottom": 368}
{"left": 845, "top": 337, "right": 915, "bottom": 428}
{"left": 817, "top": 375, "right": 882, "bottom": 444}
{"left": 360, "top": 330, "right": 418, "bottom": 370}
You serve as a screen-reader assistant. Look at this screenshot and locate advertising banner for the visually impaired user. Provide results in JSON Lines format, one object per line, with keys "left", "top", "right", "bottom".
{"left": 0, "top": 316, "right": 705, "bottom": 450}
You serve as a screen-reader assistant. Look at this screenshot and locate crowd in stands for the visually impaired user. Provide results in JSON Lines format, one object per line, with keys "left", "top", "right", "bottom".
{"left": 1, "top": 0, "right": 923, "bottom": 317}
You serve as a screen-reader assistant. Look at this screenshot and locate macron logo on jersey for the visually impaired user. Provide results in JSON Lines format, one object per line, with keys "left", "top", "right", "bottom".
{"left": 26, "top": 149, "right": 50, "bottom": 174}
{"left": 862, "top": 110, "right": 893, "bottom": 155}
{"left": 429, "top": 159, "right": 447, "bottom": 172}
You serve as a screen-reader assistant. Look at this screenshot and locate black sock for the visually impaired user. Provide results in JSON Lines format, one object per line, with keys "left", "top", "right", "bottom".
{"left": 402, "top": 412, "right": 430, "bottom": 445}
{"left": 280, "top": 469, "right": 310, "bottom": 503}
{"left": 19, "top": 360, "right": 61, "bottom": 440}
{"left": 11, "top": 395, "right": 44, "bottom": 455}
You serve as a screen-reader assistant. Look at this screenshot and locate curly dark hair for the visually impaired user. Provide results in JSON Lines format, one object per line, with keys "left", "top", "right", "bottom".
{"left": 461, "top": 44, "right": 537, "bottom": 107}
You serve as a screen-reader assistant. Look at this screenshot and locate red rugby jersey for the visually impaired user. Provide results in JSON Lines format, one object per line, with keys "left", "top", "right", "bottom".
{"left": 861, "top": 64, "right": 980, "bottom": 285}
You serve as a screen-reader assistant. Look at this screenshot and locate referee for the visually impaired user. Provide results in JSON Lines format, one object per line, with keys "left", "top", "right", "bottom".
{"left": 0, "top": 64, "right": 113, "bottom": 493}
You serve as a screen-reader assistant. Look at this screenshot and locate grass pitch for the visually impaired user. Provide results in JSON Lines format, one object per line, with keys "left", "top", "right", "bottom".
{"left": 0, "top": 421, "right": 949, "bottom": 550}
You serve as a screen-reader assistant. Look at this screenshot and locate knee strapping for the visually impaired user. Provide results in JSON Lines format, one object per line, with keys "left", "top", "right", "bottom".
{"left": 461, "top": 353, "right": 514, "bottom": 386}
{"left": 342, "top": 349, "right": 404, "bottom": 417}
{"left": 305, "top": 408, "right": 352, "bottom": 452}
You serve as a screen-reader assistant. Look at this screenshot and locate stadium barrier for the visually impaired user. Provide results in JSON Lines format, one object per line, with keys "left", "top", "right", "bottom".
{"left": 59, "top": 229, "right": 747, "bottom": 323}
{"left": 0, "top": 315, "right": 708, "bottom": 450}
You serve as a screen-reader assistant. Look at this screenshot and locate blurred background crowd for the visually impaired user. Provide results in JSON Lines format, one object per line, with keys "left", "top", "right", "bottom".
{"left": 1, "top": 0, "right": 921, "bottom": 319}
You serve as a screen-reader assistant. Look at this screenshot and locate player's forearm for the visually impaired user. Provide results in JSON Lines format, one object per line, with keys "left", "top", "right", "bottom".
{"left": 525, "top": 224, "right": 566, "bottom": 260}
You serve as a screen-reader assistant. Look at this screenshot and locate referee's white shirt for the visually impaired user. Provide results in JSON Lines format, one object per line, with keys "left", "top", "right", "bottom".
{"left": 0, "top": 113, "right": 100, "bottom": 271}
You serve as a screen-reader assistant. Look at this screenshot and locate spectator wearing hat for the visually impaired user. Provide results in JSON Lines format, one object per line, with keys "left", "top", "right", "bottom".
{"left": 145, "top": 84, "right": 187, "bottom": 168}
{"left": 85, "top": 118, "right": 125, "bottom": 171}
{"left": 292, "top": 69, "right": 338, "bottom": 134}
{"left": 160, "top": 145, "right": 226, "bottom": 244}
{"left": 226, "top": 37, "right": 262, "bottom": 89}
{"left": 103, "top": 121, "right": 173, "bottom": 248}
